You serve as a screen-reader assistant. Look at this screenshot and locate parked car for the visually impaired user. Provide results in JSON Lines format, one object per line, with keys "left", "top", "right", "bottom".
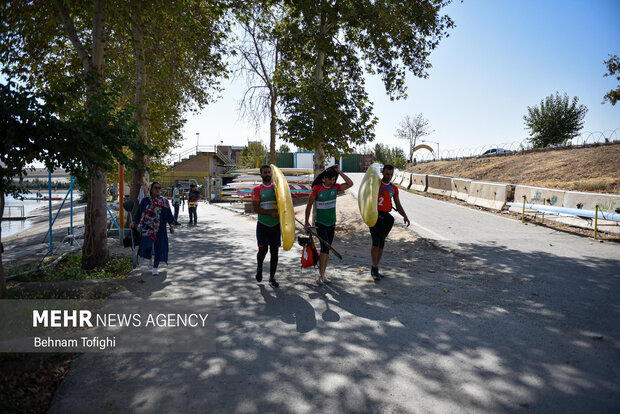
{"left": 482, "top": 148, "right": 510, "bottom": 155}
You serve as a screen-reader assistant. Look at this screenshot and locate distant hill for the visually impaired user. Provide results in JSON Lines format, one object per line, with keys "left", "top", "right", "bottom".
{"left": 407, "top": 143, "right": 620, "bottom": 194}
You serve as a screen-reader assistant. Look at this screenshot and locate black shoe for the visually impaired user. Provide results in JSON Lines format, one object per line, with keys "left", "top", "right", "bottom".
{"left": 371, "top": 267, "right": 381, "bottom": 281}
{"left": 269, "top": 278, "right": 279, "bottom": 288}
{"left": 256, "top": 268, "right": 263, "bottom": 282}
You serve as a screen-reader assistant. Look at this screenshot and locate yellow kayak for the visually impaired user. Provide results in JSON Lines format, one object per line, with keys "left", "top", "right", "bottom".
{"left": 358, "top": 163, "right": 381, "bottom": 227}
{"left": 270, "top": 164, "right": 295, "bottom": 250}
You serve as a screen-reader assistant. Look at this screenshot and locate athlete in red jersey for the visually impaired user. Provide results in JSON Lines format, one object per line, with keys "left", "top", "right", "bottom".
{"left": 369, "top": 164, "right": 410, "bottom": 280}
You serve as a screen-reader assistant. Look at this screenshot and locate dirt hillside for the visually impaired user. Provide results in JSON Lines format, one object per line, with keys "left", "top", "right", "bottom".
{"left": 407, "top": 143, "right": 620, "bottom": 194}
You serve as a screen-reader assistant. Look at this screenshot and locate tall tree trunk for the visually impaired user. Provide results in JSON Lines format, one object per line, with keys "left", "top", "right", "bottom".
{"left": 81, "top": 0, "right": 109, "bottom": 270}
{"left": 82, "top": 170, "right": 110, "bottom": 268}
{"left": 0, "top": 191, "right": 6, "bottom": 298}
{"left": 269, "top": 94, "right": 277, "bottom": 165}
{"left": 313, "top": 13, "right": 328, "bottom": 177}
{"left": 129, "top": 0, "right": 148, "bottom": 212}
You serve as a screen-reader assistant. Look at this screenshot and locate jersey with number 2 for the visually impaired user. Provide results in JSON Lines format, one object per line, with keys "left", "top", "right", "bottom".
{"left": 378, "top": 183, "right": 398, "bottom": 212}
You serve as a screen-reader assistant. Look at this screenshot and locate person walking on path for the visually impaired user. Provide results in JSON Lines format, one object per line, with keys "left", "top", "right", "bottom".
{"left": 131, "top": 182, "right": 175, "bottom": 275}
{"left": 304, "top": 164, "right": 353, "bottom": 284}
{"left": 369, "top": 164, "right": 410, "bottom": 280}
{"left": 172, "top": 183, "right": 182, "bottom": 225}
{"left": 252, "top": 165, "right": 280, "bottom": 288}
{"left": 188, "top": 183, "right": 201, "bottom": 226}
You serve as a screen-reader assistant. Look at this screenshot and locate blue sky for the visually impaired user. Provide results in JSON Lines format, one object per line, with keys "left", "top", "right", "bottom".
{"left": 180, "top": 0, "right": 620, "bottom": 156}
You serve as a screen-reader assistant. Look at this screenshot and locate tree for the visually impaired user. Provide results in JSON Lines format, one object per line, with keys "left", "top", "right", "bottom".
{"left": 603, "top": 54, "right": 620, "bottom": 106}
{"left": 523, "top": 92, "right": 588, "bottom": 148}
{"left": 395, "top": 114, "right": 432, "bottom": 162}
{"left": 235, "top": 2, "right": 282, "bottom": 164}
{"left": 0, "top": 81, "right": 143, "bottom": 297}
{"left": 1, "top": 1, "right": 229, "bottom": 268}
{"left": 115, "top": 1, "right": 230, "bottom": 209}
{"left": 278, "top": 144, "right": 291, "bottom": 153}
{"left": 239, "top": 142, "right": 268, "bottom": 168}
{"left": 372, "top": 143, "right": 406, "bottom": 169}
{"left": 275, "top": 1, "right": 455, "bottom": 176}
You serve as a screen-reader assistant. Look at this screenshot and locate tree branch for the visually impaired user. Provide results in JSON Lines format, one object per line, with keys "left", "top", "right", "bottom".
{"left": 54, "top": 0, "right": 91, "bottom": 71}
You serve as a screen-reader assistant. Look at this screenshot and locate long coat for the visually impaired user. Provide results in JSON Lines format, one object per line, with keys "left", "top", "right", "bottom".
{"left": 133, "top": 197, "right": 174, "bottom": 264}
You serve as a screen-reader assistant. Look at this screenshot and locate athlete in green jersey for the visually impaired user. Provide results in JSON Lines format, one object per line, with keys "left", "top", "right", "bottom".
{"left": 304, "top": 164, "right": 353, "bottom": 284}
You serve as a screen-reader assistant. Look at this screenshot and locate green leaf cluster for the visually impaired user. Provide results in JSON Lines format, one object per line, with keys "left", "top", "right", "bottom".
{"left": 275, "top": 0, "right": 454, "bottom": 159}
{"left": 603, "top": 54, "right": 619, "bottom": 106}
{"left": 239, "top": 141, "right": 268, "bottom": 168}
{"left": 523, "top": 92, "right": 588, "bottom": 148}
{"left": 372, "top": 143, "right": 406, "bottom": 169}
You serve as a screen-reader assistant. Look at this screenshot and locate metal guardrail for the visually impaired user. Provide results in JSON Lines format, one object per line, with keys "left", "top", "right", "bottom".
{"left": 166, "top": 145, "right": 234, "bottom": 166}
{"left": 3, "top": 205, "right": 25, "bottom": 220}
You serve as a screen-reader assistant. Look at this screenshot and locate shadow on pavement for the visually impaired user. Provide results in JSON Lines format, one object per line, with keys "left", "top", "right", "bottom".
{"left": 48, "top": 206, "right": 620, "bottom": 413}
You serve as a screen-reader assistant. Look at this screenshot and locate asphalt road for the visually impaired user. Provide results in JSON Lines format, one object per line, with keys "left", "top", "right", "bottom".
{"left": 47, "top": 178, "right": 620, "bottom": 414}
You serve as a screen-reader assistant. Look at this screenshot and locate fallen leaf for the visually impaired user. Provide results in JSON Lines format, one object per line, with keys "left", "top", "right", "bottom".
{"left": 138, "top": 279, "right": 145, "bottom": 283}
{"left": 427, "top": 269, "right": 436, "bottom": 273}
{"left": 531, "top": 292, "right": 538, "bottom": 296}
{"left": 443, "top": 288, "right": 450, "bottom": 293}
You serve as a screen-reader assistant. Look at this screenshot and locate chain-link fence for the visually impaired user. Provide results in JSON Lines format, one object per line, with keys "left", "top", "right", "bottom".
{"left": 413, "top": 128, "right": 620, "bottom": 163}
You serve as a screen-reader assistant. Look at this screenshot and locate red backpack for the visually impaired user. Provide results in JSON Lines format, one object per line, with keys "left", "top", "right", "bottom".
{"left": 299, "top": 236, "right": 319, "bottom": 268}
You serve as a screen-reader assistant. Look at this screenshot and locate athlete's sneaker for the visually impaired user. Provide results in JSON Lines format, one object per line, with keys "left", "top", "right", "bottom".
{"left": 269, "top": 278, "right": 279, "bottom": 288}
{"left": 152, "top": 268, "right": 158, "bottom": 275}
{"left": 371, "top": 267, "right": 381, "bottom": 281}
{"left": 255, "top": 268, "right": 263, "bottom": 282}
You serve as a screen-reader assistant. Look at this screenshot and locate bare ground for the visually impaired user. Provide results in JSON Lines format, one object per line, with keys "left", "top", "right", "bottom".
{"left": 408, "top": 143, "right": 620, "bottom": 194}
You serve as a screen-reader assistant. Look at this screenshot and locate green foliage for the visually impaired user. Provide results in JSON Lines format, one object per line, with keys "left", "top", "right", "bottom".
{"left": 1, "top": 79, "right": 152, "bottom": 192}
{"left": 239, "top": 141, "right": 268, "bottom": 168}
{"left": 523, "top": 92, "right": 588, "bottom": 148}
{"left": 11, "top": 253, "right": 132, "bottom": 283}
{"left": 278, "top": 144, "right": 291, "bottom": 153}
{"left": 0, "top": 0, "right": 231, "bottom": 164}
{"left": 275, "top": 1, "right": 454, "bottom": 159}
{"left": 372, "top": 143, "right": 406, "bottom": 169}
{"left": 603, "top": 54, "right": 620, "bottom": 106}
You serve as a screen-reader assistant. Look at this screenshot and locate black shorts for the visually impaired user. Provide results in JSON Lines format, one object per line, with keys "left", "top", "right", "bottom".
{"left": 256, "top": 222, "right": 281, "bottom": 248}
{"left": 369, "top": 211, "right": 394, "bottom": 248}
{"left": 316, "top": 223, "right": 335, "bottom": 254}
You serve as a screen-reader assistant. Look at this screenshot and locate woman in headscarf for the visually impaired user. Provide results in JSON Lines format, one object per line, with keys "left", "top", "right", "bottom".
{"left": 131, "top": 182, "right": 175, "bottom": 275}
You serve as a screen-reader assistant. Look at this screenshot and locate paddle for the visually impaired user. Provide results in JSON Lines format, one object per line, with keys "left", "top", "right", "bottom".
{"left": 294, "top": 218, "right": 343, "bottom": 260}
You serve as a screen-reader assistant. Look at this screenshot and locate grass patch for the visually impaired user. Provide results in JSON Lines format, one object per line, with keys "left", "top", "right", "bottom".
{"left": 572, "top": 179, "right": 613, "bottom": 192}
{"left": 11, "top": 253, "right": 132, "bottom": 283}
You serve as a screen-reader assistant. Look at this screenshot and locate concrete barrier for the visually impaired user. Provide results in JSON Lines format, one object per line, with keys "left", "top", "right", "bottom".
{"left": 562, "top": 191, "right": 620, "bottom": 212}
{"left": 400, "top": 173, "right": 412, "bottom": 190}
{"left": 426, "top": 175, "right": 452, "bottom": 197}
{"left": 392, "top": 170, "right": 404, "bottom": 185}
{"left": 410, "top": 174, "right": 428, "bottom": 192}
{"left": 509, "top": 185, "right": 565, "bottom": 214}
{"left": 466, "top": 181, "right": 514, "bottom": 211}
{"left": 451, "top": 178, "right": 472, "bottom": 201}
{"left": 558, "top": 191, "right": 620, "bottom": 234}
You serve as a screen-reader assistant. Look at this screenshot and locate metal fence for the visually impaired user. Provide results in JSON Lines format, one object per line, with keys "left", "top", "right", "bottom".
{"left": 413, "top": 128, "right": 620, "bottom": 163}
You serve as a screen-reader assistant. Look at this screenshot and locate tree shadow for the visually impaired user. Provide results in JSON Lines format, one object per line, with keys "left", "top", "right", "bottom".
{"left": 48, "top": 204, "right": 620, "bottom": 413}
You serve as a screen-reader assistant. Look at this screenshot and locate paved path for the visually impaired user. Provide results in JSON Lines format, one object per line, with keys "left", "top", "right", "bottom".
{"left": 48, "top": 184, "right": 620, "bottom": 413}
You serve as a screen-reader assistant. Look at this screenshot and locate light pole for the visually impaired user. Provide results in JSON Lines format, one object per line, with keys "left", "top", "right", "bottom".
{"left": 422, "top": 139, "right": 440, "bottom": 160}
{"left": 196, "top": 133, "right": 200, "bottom": 152}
